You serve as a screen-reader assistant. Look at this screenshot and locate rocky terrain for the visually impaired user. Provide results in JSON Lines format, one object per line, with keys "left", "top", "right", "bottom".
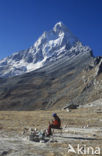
{"left": 0, "top": 99, "right": 102, "bottom": 156}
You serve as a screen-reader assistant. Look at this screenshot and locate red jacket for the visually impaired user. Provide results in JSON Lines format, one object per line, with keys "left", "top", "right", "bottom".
{"left": 52, "top": 116, "right": 61, "bottom": 127}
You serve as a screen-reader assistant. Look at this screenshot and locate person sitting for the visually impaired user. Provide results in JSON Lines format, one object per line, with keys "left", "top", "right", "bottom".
{"left": 47, "top": 113, "right": 61, "bottom": 136}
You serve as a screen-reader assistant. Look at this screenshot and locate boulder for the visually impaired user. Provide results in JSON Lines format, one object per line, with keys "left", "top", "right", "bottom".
{"left": 64, "top": 103, "right": 79, "bottom": 110}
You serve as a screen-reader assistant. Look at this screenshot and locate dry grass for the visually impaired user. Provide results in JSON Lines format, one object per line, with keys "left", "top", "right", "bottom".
{"left": 0, "top": 106, "right": 102, "bottom": 156}
{"left": 0, "top": 107, "right": 102, "bottom": 132}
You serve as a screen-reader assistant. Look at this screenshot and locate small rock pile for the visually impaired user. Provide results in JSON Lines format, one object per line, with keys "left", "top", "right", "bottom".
{"left": 23, "top": 128, "right": 50, "bottom": 143}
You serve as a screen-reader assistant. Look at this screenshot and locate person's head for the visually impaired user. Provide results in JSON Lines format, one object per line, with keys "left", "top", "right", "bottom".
{"left": 52, "top": 113, "right": 57, "bottom": 118}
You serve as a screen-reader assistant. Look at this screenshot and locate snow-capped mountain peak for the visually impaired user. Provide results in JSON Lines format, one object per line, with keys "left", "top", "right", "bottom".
{"left": 53, "top": 21, "right": 66, "bottom": 32}
{"left": 33, "top": 22, "right": 79, "bottom": 58}
{"left": 0, "top": 22, "right": 92, "bottom": 77}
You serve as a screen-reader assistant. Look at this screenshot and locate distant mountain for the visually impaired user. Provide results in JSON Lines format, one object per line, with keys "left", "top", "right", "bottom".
{"left": 0, "top": 22, "right": 91, "bottom": 77}
{"left": 0, "top": 22, "right": 102, "bottom": 110}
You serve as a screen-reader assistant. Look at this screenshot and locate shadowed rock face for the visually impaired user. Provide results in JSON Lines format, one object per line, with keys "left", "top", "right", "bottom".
{"left": 97, "top": 61, "right": 102, "bottom": 75}
{"left": 0, "top": 50, "right": 102, "bottom": 110}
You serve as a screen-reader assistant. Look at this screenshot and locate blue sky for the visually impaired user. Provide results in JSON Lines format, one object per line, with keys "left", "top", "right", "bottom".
{"left": 0, "top": 0, "right": 102, "bottom": 60}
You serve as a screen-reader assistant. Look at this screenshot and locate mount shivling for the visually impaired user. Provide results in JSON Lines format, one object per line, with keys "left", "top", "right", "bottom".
{"left": 0, "top": 22, "right": 102, "bottom": 110}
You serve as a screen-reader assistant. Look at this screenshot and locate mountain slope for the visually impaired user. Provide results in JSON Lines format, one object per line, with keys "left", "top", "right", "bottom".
{"left": 0, "top": 22, "right": 91, "bottom": 77}
{"left": 0, "top": 51, "right": 102, "bottom": 110}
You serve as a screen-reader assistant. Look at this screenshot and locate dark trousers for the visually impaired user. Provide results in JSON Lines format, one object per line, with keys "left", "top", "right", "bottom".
{"left": 48, "top": 124, "right": 60, "bottom": 135}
